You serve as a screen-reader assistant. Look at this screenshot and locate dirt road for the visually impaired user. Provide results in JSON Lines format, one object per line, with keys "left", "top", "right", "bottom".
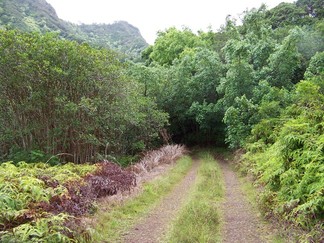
{"left": 121, "top": 152, "right": 274, "bottom": 243}
{"left": 218, "top": 155, "right": 273, "bottom": 243}
{"left": 122, "top": 158, "right": 201, "bottom": 243}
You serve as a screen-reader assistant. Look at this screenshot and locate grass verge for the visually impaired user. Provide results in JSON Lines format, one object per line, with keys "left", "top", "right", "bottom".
{"left": 89, "top": 155, "right": 193, "bottom": 242}
{"left": 165, "top": 151, "right": 224, "bottom": 243}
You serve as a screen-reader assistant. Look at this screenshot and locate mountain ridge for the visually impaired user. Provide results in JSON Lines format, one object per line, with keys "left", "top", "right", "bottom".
{"left": 0, "top": 0, "right": 148, "bottom": 59}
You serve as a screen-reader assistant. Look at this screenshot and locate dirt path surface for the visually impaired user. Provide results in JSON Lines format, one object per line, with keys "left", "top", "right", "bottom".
{"left": 122, "top": 158, "right": 201, "bottom": 243}
{"left": 218, "top": 155, "right": 271, "bottom": 243}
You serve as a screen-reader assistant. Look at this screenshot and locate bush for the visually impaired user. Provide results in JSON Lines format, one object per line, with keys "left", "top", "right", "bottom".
{"left": 242, "top": 79, "right": 324, "bottom": 241}
{"left": 0, "top": 30, "right": 168, "bottom": 164}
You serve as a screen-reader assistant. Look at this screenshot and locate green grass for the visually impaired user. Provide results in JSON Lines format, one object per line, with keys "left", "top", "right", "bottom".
{"left": 165, "top": 151, "right": 224, "bottom": 243}
{"left": 89, "top": 155, "right": 193, "bottom": 242}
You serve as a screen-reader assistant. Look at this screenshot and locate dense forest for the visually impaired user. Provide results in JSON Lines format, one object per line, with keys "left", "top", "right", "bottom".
{"left": 0, "top": 0, "right": 323, "bottom": 241}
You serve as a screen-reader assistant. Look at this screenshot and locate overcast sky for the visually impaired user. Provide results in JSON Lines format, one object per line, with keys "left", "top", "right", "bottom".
{"left": 46, "top": 0, "right": 295, "bottom": 44}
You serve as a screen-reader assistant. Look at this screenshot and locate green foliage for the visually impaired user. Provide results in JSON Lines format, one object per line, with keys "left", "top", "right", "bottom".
{"left": 164, "top": 47, "right": 225, "bottom": 144}
{"left": 189, "top": 101, "right": 223, "bottom": 135}
{"left": 297, "top": 27, "right": 324, "bottom": 62}
{"left": 243, "top": 79, "right": 324, "bottom": 241}
{"left": 0, "top": 159, "right": 138, "bottom": 242}
{"left": 0, "top": 0, "right": 65, "bottom": 34}
{"left": 266, "top": 2, "right": 313, "bottom": 29}
{"left": 1, "top": 213, "right": 73, "bottom": 243}
{"left": 5, "top": 149, "right": 60, "bottom": 165}
{"left": 1, "top": 0, "right": 323, "bottom": 240}
{"left": 134, "top": 2, "right": 323, "bottom": 150}
{"left": 218, "top": 61, "right": 255, "bottom": 109}
{"left": 263, "top": 28, "right": 303, "bottom": 88}
{"left": 78, "top": 21, "right": 148, "bottom": 60}
{"left": 137, "top": 42, "right": 226, "bottom": 145}
{"left": 0, "top": 0, "right": 148, "bottom": 59}
{"left": 304, "top": 51, "right": 324, "bottom": 83}
{"left": 0, "top": 30, "right": 167, "bottom": 163}
{"left": 147, "top": 27, "right": 203, "bottom": 66}
{"left": 223, "top": 96, "right": 258, "bottom": 148}
{"left": 0, "top": 161, "right": 96, "bottom": 242}
{"left": 126, "top": 62, "right": 169, "bottom": 104}
{"left": 296, "top": 0, "right": 324, "bottom": 19}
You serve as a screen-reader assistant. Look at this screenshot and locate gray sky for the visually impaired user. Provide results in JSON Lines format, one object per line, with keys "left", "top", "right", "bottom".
{"left": 46, "top": 0, "right": 295, "bottom": 44}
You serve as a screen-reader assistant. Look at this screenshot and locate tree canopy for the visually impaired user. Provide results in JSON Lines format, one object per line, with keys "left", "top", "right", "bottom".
{"left": 0, "top": 30, "right": 167, "bottom": 163}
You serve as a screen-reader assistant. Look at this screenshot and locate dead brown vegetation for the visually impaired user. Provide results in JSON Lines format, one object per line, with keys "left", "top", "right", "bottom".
{"left": 128, "top": 144, "right": 188, "bottom": 175}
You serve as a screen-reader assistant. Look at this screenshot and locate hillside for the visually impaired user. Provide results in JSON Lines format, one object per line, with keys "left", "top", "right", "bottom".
{"left": 78, "top": 21, "right": 148, "bottom": 58}
{"left": 0, "top": 0, "right": 148, "bottom": 58}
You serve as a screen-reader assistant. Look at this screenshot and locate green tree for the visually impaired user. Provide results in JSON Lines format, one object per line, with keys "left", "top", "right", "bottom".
{"left": 296, "top": 0, "right": 324, "bottom": 18}
{"left": 218, "top": 61, "right": 255, "bottom": 110}
{"left": 296, "top": 27, "right": 324, "bottom": 62}
{"left": 147, "top": 27, "right": 203, "bottom": 66}
{"left": 154, "top": 47, "right": 225, "bottom": 144}
{"left": 0, "top": 30, "right": 167, "bottom": 163}
{"left": 223, "top": 96, "right": 257, "bottom": 148}
{"left": 266, "top": 2, "right": 311, "bottom": 29}
{"left": 304, "top": 51, "right": 324, "bottom": 81}
{"left": 262, "top": 28, "right": 303, "bottom": 88}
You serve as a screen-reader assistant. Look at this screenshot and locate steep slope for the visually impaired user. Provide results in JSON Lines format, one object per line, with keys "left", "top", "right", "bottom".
{"left": 0, "top": 0, "right": 72, "bottom": 36}
{"left": 0, "top": 0, "right": 148, "bottom": 59}
{"left": 79, "top": 21, "right": 148, "bottom": 59}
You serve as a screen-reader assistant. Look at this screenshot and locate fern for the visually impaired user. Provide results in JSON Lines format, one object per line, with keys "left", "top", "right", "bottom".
{"left": 242, "top": 80, "right": 324, "bottom": 240}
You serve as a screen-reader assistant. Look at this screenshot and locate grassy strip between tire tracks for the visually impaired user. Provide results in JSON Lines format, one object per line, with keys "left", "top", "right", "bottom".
{"left": 89, "top": 155, "right": 193, "bottom": 242}
{"left": 165, "top": 151, "right": 224, "bottom": 243}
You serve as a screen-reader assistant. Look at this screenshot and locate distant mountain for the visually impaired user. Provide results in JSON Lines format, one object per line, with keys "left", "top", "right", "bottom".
{"left": 78, "top": 21, "right": 148, "bottom": 58}
{"left": 0, "top": 0, "right": 148, "bottom": 59}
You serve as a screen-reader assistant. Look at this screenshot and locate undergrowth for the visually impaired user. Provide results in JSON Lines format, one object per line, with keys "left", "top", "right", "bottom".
{"left": 240, "top": 81, "right": 324, "bottom": 242}
{"left": 0, "top": 144, "right": 187, "bottom": 242}
{"left": 0, "top": 161, "right": 136, "bottom": 242}
{"left": 0, "top": 161, "right": 95, "bottom": 242}
{"left": 90, "top": 155, "right": 193, "bottom": 242}
{"left": 165, "top": 151, "right": 223, "bottom": 243}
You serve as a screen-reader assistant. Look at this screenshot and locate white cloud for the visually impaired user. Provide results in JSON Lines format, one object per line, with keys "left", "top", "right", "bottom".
{"left": 47, "top": 0, "right": 295, "bottom": 44}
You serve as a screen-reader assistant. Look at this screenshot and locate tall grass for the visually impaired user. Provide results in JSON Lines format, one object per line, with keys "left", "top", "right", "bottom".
{"left": 165, "top": 151, "right": 224, "bottom": 243}
{"left": 90, "top": 155, "right": 193, "bottom": 242}
{"left": 129, "top": 144, "right": 188, "bottom": 175}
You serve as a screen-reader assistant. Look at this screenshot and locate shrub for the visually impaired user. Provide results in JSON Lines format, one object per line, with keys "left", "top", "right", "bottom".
{"left": 242, "top": 79, "right": 324, "bottom": 241}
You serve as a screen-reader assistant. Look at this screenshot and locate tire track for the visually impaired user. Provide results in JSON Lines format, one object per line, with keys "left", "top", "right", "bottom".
{"left": 218, "top": 155, "right": 271, "bottom": 243}
{"left": 122, "top": 157, "right": 201, "bottom": 243}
